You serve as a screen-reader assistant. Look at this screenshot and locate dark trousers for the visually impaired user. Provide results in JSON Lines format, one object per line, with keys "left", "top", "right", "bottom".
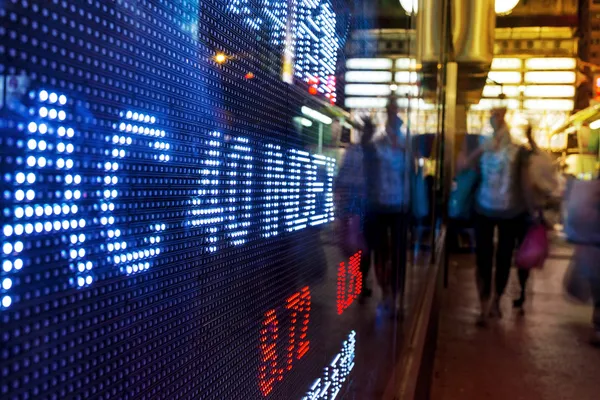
{"left": 475, "top": 213, "right": 528, "bottom": 300}
{"left": 365, "top": 211, "right": 409, "bottom": 297}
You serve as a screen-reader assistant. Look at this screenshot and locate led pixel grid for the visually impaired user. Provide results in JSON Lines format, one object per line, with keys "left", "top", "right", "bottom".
{"left": 0, "top": 0, "right": 350, "bottom": 399}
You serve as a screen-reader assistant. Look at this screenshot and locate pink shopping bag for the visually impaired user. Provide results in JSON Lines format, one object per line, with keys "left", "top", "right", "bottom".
{"left": 515, "top": 224, "right": 549, "bottom": 270}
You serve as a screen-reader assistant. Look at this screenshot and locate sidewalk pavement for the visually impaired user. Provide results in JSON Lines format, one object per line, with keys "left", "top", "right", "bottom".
{"left": 431, "top": 241, "right": 600, "bottom": 400}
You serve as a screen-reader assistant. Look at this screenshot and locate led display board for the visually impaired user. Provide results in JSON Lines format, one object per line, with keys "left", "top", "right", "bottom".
{"left": 0, "top": 1, "right": 394, "bottom": 399}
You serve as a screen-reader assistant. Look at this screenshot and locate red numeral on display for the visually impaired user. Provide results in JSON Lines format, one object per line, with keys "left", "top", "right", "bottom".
{"left": 258, "top": 286, "right": 311, "bottom": 396}
{"left": 258, "top": 310, "right": 283, "bottom": 396}
{"left": 336, "top": 251, "right": 362, "bottom": 315}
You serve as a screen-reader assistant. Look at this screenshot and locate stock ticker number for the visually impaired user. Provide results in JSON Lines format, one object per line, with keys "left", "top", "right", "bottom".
{"left": 0, "top": 89, "right": 335, "bottom": 310}
{"left": 337, "top": 251, "right": 362, "bottom": 315}
{"left": 259, "top": 286, "right": 311, "bottom": 396}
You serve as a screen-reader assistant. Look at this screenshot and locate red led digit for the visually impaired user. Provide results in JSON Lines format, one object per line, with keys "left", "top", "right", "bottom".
{"left": 285, "top": 286, "right": 311, "bottom": 369}
{"left": 336, "top": 251, "right": 362, "bottom": 315}
{"left": 258, "top": 309, "right": 283, "bottom": 396}
{"left": 259, "top": 286, "right": 311, "bottom": 396}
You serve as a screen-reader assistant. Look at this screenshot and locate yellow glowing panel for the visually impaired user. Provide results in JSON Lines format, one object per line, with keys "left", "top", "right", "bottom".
{"left": 395, "top": 58, "right": 418, "bottom": 70}
{"left": 523, "top": 85, "right": 576, "bottom": 98}
{"left": 523, "top": 99, "right": 574, "bottom": 111}
{"left": 345, "top": 84, "right": 391, "bottom": 96}
{"left": 525, "top": 58, "right": 576, "bottom": 70}
{"left": 346, "top": 58, "right": 393, "bottom": 70}
{"left": 491, "top": 58, "right": 522, "bottom": 70}
{"left": 482, "top": 85, "right": 521, "bottom": 98}
{"left": 524, "top": 71, "right": 576, "bottom": 84}
{"left": 344, "top": 97, "right": 388, "bottom": 108}
{"left": 472, "top": 99, "right": 520, "bottom": 111}
{"left": 397, "top": 98, "right": 435, "bottom": 110}
{"left": 394, "top": 71, "right": 419, "bottom": 83}
{"left": 395, "top": 85, "right": 420, "bottom": 96}
{"left": 345, "top": 71, "right": 392, "bottom": 83}
{"left": 488, "top": 71, "right": 522, "bottom": 84}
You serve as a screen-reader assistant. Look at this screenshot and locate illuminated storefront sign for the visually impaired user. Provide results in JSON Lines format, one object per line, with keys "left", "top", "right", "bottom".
{"left": 343, "top": 58, "right": 430, "bottom": 109}
{"left": 475, "top": 57, "right": 577, "bottom": 111}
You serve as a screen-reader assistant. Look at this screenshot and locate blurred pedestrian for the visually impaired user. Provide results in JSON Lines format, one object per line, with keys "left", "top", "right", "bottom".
{"left": 458, "top": 107, "right": 531, "bottom": 326}
{"left": 362, "top": 97, "right": 410, "bottom": 318}
{"left": 334, "top": 117, "right": 376, "bottom": 301}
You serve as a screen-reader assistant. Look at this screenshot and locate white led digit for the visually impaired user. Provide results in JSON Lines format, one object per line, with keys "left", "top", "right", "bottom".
{"left": 102, "top": 110, "right": 169, "bottom": 276}
{"left": 262, "top": 143, "right": 284, "bottom": 238}
{"left": 0, "top": 90, "right": 92, "bottom": 307}
{"left": 225, "top": 136, "right": 253, "bottom": 246}
{"left": 187, "top": 131, "right": 223, "bottom": 253}
{"left": 285, "top": 149, "right": 305, "bottom": 232}
{"left": 302, "top": 331, "right": 356, "bottom": 400}
{"left": 308, "top": 154, "right": 333, "bottom": 227}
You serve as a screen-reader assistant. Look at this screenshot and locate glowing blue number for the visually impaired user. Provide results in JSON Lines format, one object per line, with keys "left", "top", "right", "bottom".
{"left": 187, "top": 131, "right": 223, "bottom": 253}
{"left": 285, "top": 149, "right": 304, "bottom": 232}
{"left": 1, "top": 90, "right": 90, "bottom": 309}
{"left": 226, "top": 137, "right": 253, "bottom": 246}
{"left": 105, "top": 111, "right": 169, "bottom": 275}
{"left": 262, "top": 143, "right": 284, "bottom": 238}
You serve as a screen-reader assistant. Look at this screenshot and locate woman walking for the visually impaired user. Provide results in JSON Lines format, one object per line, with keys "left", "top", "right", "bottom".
{"left": 458, "top": 108, "right": 530, "bottom": 326}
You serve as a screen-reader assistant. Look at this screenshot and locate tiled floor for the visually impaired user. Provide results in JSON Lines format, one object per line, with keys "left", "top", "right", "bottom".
{"left": 432, "top": 241, "right": 600, "bottom": 400}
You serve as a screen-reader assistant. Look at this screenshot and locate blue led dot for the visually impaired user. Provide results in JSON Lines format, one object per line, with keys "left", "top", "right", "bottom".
{"left": 15, "top": 173, "right": 25, "bottom": 184}
{"left": 13, "top": 259, "right": 22, "bottom": 270}
{"left": 2, "top": 260, "right": 12, "bottom": 272}
{"left": 3, "top": 225, "right": 13, "bottom": 236}
{"left": 38, "top": 124, "right": 47, "bottom": 134}
{"left": 2, "top": 278, "right": 12, "bottom": 291}
{"left": 1, "top": 296, "right": 11, "bottom": 308}
{"left": 26, "top": 173, "right": 36, "bottom": 184}
{"left": 58, "top": 95, "right": 67, "bottom": 105}
{"left": 3, "top": 243, "right": 13, "bottom": 254}
{"left": 15, "top": 190, "right": 25, "bottom": 201}
{"left": 39, "top": 90, "right": 48, "bottom": 101}
{"left": 14, "top": 225, "right": 23, "bottom": 236}
{"left": 39, "top": 107, "right": 48, "bottom": 117}
{"left": 48, "top": 92, "right": 58, "bottom": 103}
